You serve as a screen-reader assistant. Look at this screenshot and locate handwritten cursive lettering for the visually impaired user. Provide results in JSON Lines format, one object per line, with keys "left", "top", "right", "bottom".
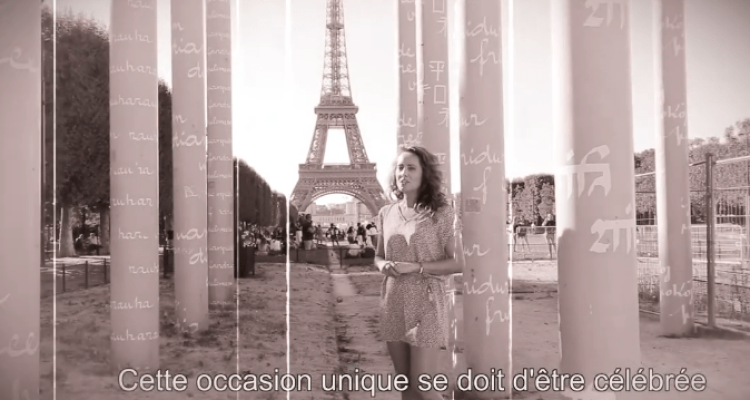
{"left": 469, "top": 38, "right": 499, "bottom": 77}
{"left": 463, "top": 243, "right": 490, "bottom": 257}
{"left": 464, "top": 274, "right": 508, "bottom": 295}
{"left": 466, "top": 17, "right": 500, "bottom": 38}
{"left": 118, "top": 228, "right": 148, "bottom": 240}
{"left": 111, "top": 195, "right": 154, "bottom": 207}
{"left": 110, "top": 329, "right": 159, "bottom": 341}
{"left": 462, "top": 145, "right": 502, "bottom": 166}
{"left": 109, "top": 60, "right": 157, "bottom": 76}
{"left": 473, "top": 166, "right": 491, "bottom": 204}
{"left": 485, "top": 296, "right": 510, "bottom": 336}
{"left": 461, "top": 113, "right": 487, "bottom": 127}
{"left": 112, "top": 30, "right": 153, "bottom": 43}
{"left": 208, "top": 117, "right": 232, "bottom": 126}
{"left": 172, "top": 41, "right": 202, "bottom": 56}
{"left": 175, "top": 228, "right": 207, "bottom": 241}
{"left": 173, "top": 132, "right": 206, "bottom": 148}
{"left": 189, "top": 248, "right": 208, "bottom": 265}
{"left": 110, "top": 95, "right": 157, "bottom": 108}
{"left": 0, "top": 333, "right": 39, "bottom": 358}
{"left": 128, "top": 263, "right": 159, "bottom": 274}
{"left": 110, "top": 297, "right": 155, "bottom": 310}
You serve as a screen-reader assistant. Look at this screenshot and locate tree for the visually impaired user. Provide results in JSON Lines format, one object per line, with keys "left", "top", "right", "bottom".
{"left": 289, "top": 204, "right": 299, "bottom": 226}
{"left": 42, "top": 8, "right": 54, "bottom": 228}
{"left": 158, "top": 82, "right": 174, "bottom": 235}
{"left": 507, "top": 118, "right": 750, "bottom": 227}
{"left": 276, "top": 193, "right": 288, "bottom": 226}
{"left": 236, "top": 159, "right": 253, "bottom": 224}
{"left": 52, "top": 10, "right": 110, "bottom": 256}
{"left": 45, "top": 9, "right": 175, "bottom": 255}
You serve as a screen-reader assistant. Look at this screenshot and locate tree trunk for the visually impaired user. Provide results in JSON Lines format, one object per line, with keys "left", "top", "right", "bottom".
{"left": 58, "top": 204, "right": 76, "bottom": 257}
{"left": 100, "top": 205, "right": 110, "bottom": 255}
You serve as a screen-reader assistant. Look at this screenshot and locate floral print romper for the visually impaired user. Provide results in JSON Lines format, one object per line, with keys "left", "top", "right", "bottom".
{"left": 377, "top": 203, "right": 455, "bottom": 349}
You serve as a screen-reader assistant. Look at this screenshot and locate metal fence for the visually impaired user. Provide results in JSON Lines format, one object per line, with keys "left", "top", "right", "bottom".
{"left": 42, "top": 254, "right": 171, "bottom": 298}
{"left": 633, "top": 153, "right": 750, "bottom": 325}
{"left": 41, "top": 259, "right": 111, "bottom": 298}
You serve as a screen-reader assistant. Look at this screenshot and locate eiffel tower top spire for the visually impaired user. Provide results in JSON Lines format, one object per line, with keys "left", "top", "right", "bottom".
{"left": 320, "top": 0, "right": 354, "bottom": 107}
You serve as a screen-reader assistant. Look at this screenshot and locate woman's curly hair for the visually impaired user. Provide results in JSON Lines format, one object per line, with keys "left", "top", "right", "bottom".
{"left": 388, "top": 146, "right": 448, "bottom": 217}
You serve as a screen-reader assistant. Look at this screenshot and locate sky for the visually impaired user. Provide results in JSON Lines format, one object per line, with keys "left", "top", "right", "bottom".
{"left": 57, "top": 0, "right": 750, "bottom": 205}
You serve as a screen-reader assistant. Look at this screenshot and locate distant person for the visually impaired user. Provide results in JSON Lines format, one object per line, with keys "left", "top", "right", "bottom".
{"left": 74, "top": 233, "right": 84, "bottom": 253}
{"left": 315, "top": 224, "right": 324, "bottom": 245}
{"left": 301, "top": 214, "right": 315, "bottom": 250}
{"left": 346, "top": 226, "right": 355, "bottom": 244}
{"left": 328, "top": 223, "right": 340, "bottom": 246}
{"left": 542, "top": 213, "right": 556, "bottom": 258}
{"left": 515, "top": 216, "right": 530, "bottom": 253}
{"left": 295, "top": 215, "right": 304, "bottom": 245}
{"left": 374, "top": 145, "right": 461, "bottom": 399}
{"left": 367, "top": 222, "right": 378, "bottom": 248}
{"left": 88, "top": 233, "right": 101, "bottom": 255}
{"left": 356, "top": 222, "right": 366, "bottom": 246}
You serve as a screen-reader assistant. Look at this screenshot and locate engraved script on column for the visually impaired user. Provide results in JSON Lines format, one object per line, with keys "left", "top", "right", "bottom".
{"left": 664, "top": 13, "right": 685, "bottom": 56}
{"left": 589, "top": 203, "right": 637, "bottom": 254}
{"left": 583, "top": 0, "right": 626, "bottom": 29}
{"left": 171, "top": 0, "right": 209, "bottom": 332}
{"left": 109, "top": 0, "right": 161, "bottom": 356}
{"left": 206, "top": 0, "right": 237, "bottom": 299}
{"left": 397, "top": 0, "right": 419, "bottom": 151}
{"left": 558, "top": 145, "right": 612, "bottom": 199}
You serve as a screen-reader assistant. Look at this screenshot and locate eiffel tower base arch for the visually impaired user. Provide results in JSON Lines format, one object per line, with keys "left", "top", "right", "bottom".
{"left": 290, "top": 164, "right": 388, "bottom": 218}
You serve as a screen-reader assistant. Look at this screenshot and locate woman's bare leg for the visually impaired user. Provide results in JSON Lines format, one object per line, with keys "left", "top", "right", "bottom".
{"left": 387, "top": 341, "right": 419, "bottom": 400}
{"left": 409, "top": 345, "right": 445, "bottom": 400}
{"left": 546, "top": 236, "right": 554, "bottom": 258}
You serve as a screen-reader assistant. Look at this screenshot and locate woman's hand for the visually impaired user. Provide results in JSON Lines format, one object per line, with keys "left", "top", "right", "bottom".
{"left": 393, "top": 262, "right": 420, "bottom": 275}
{"left": 381, "top": 262, "right": 401, "bottom": 278}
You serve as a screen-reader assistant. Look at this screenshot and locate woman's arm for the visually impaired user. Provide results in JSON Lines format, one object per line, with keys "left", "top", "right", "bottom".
{"left": 394, "top": 209, "right": 466, "bottom": 276}
{"left": 393, "top": 233, "right": 464, "bottom": 276}
{"left": 374, "top": 208, "right": 399, "bottom": 277}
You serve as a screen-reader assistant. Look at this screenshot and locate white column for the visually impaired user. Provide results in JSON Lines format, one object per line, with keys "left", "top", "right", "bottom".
{"left": 206, "top": 0, "right": 236, "bottom": 308}
{"left": 396, "top": 0, "right": 420, "bottom": 151}
{"left": 0, "top": 0, "right": 42, "bottom": 396}
{"left": 551, "top": 0, "right": 641, "bottom": 397}
{"left": 420, "top": 0, "right": 457, "bottom": 368}
{"left": 109, "top": 0, "right": 160, "bottom": 370}
{"left": 458, "top": 0, "right": 510, "bottom": 396}
{"left": 654, "top": 0, "right": 694, "bottom": 336}
{"left": 420, "top": 0, "right": 452, "bottom": 194}
{"left": 171, "top": 0, "right": 209, "bottom": 333}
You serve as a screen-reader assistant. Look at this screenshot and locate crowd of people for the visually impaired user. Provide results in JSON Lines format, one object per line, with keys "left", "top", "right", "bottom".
{"left": 288, "top": 213, "right": 379, "bottom": 251}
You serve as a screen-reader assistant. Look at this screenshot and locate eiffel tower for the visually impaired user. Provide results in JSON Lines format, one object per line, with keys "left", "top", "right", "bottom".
{"left": 290, "top": 0, "right": 388, "bottom": 216}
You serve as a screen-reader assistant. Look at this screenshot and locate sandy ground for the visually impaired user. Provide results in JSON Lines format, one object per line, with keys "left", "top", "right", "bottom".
{"left": 39, "top": 263, "right": 289, "bottom": 400}
{"left": 344, "top": 270, "right": 750, "bottom": 400}
{"left": 36, "top": 257, "right": 750, "bottom": 400}
{"left": 506, "top": 260, "right": 750, "bottom": 331}
{"left": 288, "top": 263, "right": 342, "bottom": 400}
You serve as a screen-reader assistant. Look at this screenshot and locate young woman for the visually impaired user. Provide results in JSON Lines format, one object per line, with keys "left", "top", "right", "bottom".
{"left": 374, "top": 146, "right": 463, "bottom": 400}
